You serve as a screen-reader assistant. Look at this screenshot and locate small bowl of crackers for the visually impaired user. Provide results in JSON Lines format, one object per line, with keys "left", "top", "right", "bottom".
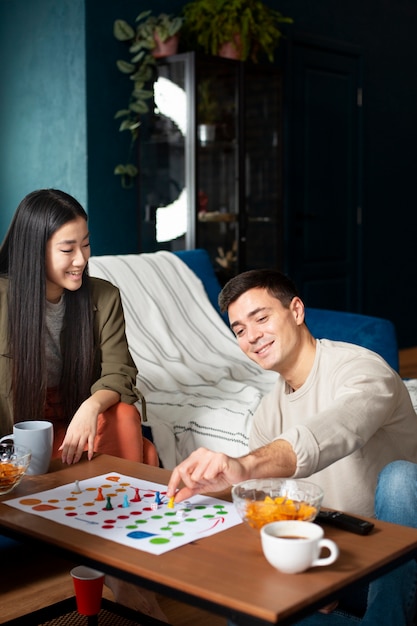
{"left": 231, "top": 478, "right": 323, "bottom": 531}
{"left": 0, "top": 443, "right": 32, "bottom": 495}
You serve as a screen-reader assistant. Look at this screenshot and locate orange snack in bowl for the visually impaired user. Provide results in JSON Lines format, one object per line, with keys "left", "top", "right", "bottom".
{"left": 0, "top": 461, "right": 26, "bottom": 491}
{"left": 244, "top": 495, "right": 317, "bottom": 530}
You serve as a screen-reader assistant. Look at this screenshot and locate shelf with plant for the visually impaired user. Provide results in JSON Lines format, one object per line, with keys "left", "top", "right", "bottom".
{"left": 182, "top": 0, "right": 293, "bottom": 62}
{"left": 198, "top": 79, "right": 221, "bottom": 124}
{"left": 113, "top": 10, "right": 183, "bottom": 187}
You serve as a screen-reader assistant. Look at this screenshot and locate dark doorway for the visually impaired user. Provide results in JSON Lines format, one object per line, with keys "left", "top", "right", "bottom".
{"left": 285, "top": 35, "right": 363, "bottom": 311}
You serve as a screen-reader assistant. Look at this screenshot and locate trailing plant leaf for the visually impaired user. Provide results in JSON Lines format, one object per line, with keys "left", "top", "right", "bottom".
{"left": 125, "top": 164, "right": 139, "bottom": 177}
{"left": 129, "top": 101, "right": 150, "bottom": 114}
{"left": 114, "top": 163, "right": 139, "bottom": 189}
{"left": 131, "top": 88, "right": 154, "bottom": 101}
{"left": 116, "top": 60, "right": 136, "bottom": 74}
{"left": 155, "top": 16, "right": 184, "bottom": 41}
{"left": 135, "top": 11, "right": 152, "bottom": 25}
{"left": 113, "top": 11, "right": 183, "bottom": 186}
{"left": 130, "top": 63, "right": 155, "bottom": 82}
{"left": 131, "top": 49, "right": 147, "bottom": 62}
{"left": 114, "top": 19, "right": 135, "bottom": 41}
{"left": 114, "top": 109, "right": 132, "bottom": 119}
{"left": 119, "top": 119, "right": 141, "bottom": 132}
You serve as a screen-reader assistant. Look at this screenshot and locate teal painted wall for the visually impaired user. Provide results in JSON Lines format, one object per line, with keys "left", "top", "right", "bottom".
{"left": 0, "top": 0, "right": 87, "bottom": 237}
{"left": 0, "top": 0, "right": 183, "bottom": 254}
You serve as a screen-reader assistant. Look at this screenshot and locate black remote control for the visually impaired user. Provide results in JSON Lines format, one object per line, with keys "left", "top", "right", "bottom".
{"left": 316, "top": 510, "right": 375, "bottom": 535}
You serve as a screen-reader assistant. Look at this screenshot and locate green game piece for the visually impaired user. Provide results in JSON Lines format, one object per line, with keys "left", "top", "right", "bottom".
{"left": 105, "top": 495, "right": 113, "bottom": 510}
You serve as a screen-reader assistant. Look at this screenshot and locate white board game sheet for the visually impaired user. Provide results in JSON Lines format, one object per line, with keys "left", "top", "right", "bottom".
{"left": 5, "top": 472, "right": 242, "bottom": 555}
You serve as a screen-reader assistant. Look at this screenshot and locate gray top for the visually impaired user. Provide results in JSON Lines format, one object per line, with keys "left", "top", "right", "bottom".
{"left": 45, "top": 296, "right": 65, "bottom": 387}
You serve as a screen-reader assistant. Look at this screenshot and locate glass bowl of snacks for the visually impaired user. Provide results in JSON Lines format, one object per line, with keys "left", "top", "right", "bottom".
{"left": 0, "top": 443, "right": 32, "bottom": 495}
{"left": 231, "top": 478, "right": 323, "bottom": 531}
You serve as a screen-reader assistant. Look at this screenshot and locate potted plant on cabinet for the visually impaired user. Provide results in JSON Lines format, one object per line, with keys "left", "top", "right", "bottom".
{"left": 197, "top": 79, "right": 221, "bottom": 145}
{"left": 182, "top": 0, "right": 292, "bottom": 62}
{"left": 113, "top": 11, "right": 183, "bottom": 187}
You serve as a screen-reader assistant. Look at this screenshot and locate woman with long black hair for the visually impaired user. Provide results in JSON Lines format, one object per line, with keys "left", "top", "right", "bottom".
{"left": 0, "top": 188, "right": 158, "bottom": 465}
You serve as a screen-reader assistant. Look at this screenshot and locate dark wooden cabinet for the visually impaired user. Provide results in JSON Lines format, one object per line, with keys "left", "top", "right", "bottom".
{"left": 138, "top": 51, "right": 284, "bottom": 283}
{"left": 284, "top": 36, "right": 363, "bottom": 311}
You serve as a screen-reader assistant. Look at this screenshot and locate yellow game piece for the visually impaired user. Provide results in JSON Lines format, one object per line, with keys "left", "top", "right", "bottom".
{"left": 168, "top": 496, "right": 175, "bottom": 509}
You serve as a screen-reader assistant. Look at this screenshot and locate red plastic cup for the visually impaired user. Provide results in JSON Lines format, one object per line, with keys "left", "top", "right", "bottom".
{"left": 70, "top": 565, "right": 104, "bottom": 616}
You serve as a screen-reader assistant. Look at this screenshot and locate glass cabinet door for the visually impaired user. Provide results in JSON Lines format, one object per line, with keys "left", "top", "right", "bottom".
{"left": 243, "top": 65, "right": 283, "bottom": 272}
{"left": 195, "top": 56, "right": 240, "bottom": 284}
{"left": 138, "top": 53, "right": 194, "bottom": 253}
{"left": 138, "top": 52, "right": 283, "bottom": 281}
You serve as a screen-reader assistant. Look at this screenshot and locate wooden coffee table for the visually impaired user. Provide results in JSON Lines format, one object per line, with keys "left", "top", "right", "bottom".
{"left": 1, "top": 454, "right": 417, "bottom": 626}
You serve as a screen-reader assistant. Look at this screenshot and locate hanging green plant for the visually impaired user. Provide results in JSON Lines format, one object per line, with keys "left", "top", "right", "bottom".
{"left": 113, "top": 11, "right": 183, "bottom": 184}
{"left": 182, "top": 0, "right": 292, "bottom": 62}
{"left": 197, "top": 79, "right": 221, "bottom": 124}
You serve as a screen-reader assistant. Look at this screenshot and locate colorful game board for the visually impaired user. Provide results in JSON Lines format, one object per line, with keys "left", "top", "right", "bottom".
{"left": 5, "top": 472, "right": 242, "bottom": 555}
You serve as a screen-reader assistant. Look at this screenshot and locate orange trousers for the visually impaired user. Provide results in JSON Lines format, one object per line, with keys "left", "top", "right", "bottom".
{"left": 46, "top": 394, "right": 159, "bottom": 467}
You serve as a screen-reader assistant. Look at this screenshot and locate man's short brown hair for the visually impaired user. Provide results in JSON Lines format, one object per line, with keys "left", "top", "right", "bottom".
{"left": 218, "top": 269, "right": 300, "bottom": 313}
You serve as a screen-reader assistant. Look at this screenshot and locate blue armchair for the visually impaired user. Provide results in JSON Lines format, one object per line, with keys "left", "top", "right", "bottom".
{"left": 304, "top": 308, "right": 399, "bottom": 372}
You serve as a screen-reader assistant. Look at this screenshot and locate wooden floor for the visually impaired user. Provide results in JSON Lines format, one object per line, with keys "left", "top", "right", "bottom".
{"left": 2, "top": 549, "right": 226, "bottom": 626}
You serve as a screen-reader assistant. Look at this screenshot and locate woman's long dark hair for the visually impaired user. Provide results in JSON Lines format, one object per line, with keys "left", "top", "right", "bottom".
{"left": 0, "top": 189, "right": 95, "bottom": 424}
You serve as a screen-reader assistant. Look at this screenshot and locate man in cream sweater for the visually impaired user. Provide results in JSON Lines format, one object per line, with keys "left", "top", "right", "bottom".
{"left": 167, "top": 268, "right": 417, "bottom": 625}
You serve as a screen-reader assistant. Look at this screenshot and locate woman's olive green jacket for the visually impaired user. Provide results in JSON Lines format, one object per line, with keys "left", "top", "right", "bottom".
{"left": 0, "top": 275, "right": 140, "bottom": 436}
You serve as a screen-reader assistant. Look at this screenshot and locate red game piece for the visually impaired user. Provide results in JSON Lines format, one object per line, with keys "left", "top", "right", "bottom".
{"left": 131, "top": 488, "right": 141, "bottom": 502}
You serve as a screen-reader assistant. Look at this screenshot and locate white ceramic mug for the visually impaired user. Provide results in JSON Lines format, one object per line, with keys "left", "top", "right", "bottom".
{"left": 0, "top": 420, "right": 53, "bottom": 475}
{"left": 261, "top": 520, "right": 339, "bottom": 574}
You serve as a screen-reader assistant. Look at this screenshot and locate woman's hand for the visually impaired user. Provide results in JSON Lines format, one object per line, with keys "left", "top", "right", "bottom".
{"left": 59, "top": 398, "right": 98, "bottom": 464}
{"left": 59, "top": 390, "right": 119, "bottom": 464}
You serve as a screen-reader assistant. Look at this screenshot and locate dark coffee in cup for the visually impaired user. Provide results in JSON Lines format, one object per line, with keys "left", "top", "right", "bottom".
{"left": 280, "top": 535, "right": 308, "bottom": 540}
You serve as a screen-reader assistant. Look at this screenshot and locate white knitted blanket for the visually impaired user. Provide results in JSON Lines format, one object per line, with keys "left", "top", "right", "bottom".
{"left": 88, "top": 252, "right": 276, "bottom": 468}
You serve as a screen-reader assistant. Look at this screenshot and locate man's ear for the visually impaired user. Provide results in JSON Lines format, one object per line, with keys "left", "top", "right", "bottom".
{"left": 290, "top": 297, "right": 305, "bottom": 325}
